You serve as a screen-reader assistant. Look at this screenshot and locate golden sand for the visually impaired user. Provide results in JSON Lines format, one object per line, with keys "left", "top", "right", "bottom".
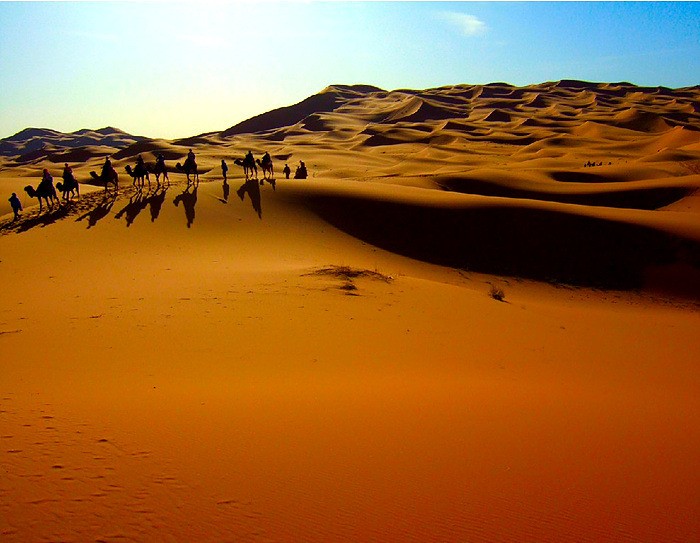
{"left": 1, "top": 81, "right": 699, "bottom": 541}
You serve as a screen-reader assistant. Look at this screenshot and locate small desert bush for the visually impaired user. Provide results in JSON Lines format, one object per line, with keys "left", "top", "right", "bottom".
{"left": 489, "top": 285, "right": 506, "bottom": 302}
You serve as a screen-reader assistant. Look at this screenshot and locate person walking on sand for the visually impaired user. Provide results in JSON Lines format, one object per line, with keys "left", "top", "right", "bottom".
{"left": 221, "top": 159, "right": 228, "bottom": 182}
{"left": 9, "top": 192, "right": 22, "bottom": 220}
{"left": 283, "top": 163, "right": 291, "bottom": 179}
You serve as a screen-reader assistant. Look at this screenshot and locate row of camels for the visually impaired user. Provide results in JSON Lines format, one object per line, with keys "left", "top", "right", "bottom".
{"left": 22, "top": 152, "right": 284, "bottom": 212}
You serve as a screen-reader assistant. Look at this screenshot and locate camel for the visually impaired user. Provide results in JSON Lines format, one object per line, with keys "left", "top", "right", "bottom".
{"left": 56, "top": 170, "right": 80, "bottom": 201}
{"left": 90, "top": 168, "right": 119, "bottom": 191}
{"left": 176, "top": 158, "right": 199, "bottom": 184}
{"left": 151, "top": 160, "right": 169, "bottom": 185}
{"left": 24, "top": 182, "right": 59, "bottom": 212}
{"left": 125, "top": 164, "right": 150, "bottom": 187}
{"left": 255, "top": 158, "right": 274, "bottom": 181}
{"left": 56, "top": 178, "right": 80, "bottom": 201}
{"left": 234, "top": 156, "right": 257, "bottom": 180}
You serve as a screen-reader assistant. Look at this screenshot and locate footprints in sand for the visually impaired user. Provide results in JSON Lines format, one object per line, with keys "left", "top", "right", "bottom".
{"left": 0, "top": 394, "right": 270, "bottom": 541}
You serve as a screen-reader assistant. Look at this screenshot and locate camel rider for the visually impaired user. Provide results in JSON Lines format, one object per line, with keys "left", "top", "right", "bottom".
{"left": 40, "top": 168, "right": 53, "bottom": 189}
{"left": 156, "top": 153, "right": 166, "bottom": 169}
{"left": 187, "top": 149, "right": 196, "bottom": 168}
{"left": 63, "top": 163, "right": 74, "bottom": 183}
{"left": 102, "top": 157, "right": 113, "bottom": 178}
{"left": 245, "top": 150, "right": 254, "bottom": 166}
{"left": 262, "top": 151, "right": 271, "bottom": 166}
{"left": 136, "top": 154, "right": 146, "bottom": 173}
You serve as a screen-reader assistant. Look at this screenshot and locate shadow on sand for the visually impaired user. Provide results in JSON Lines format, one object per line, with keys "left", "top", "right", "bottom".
{"left": 173, "top": 183, "right": 198, "bottom": 228}
{"left": 236, "top": 179, "right": 263, "bottom": 218}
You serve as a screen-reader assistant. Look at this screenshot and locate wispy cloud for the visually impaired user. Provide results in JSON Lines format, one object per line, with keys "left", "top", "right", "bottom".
{"left": 439, "top": 12, "right": 488, "bottom": 37}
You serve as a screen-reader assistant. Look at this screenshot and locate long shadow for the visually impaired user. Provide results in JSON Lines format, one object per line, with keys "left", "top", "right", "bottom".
{"left": 1, "top": 202, "right": 72, "bottom": 234}
{"left": 437, "top": 177, "right": 691, "bottom": 211}
{"left": 236, "top": 179, "right": 262, "bottom": 218}
{"left": 307, "top": 194, "right": 700, "bottom": 294}
{"left": 219, "top": 179, "right": 230, "bottom": 203}
{"left": 115, "top": 188, "right": 148, "bottom": 227}
{"left": 173, "top": 184, "right": 198, "bottom": 228}
{"left": 146, "top": 185, "right": 168, "bottom": 222}
{"left": 75, "top": 192, "right": 118, "bottom": 229}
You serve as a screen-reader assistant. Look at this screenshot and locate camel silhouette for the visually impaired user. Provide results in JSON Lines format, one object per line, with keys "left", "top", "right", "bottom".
{"left": 255, "top": 158, "right": 274, "bottom": 181}
{"left": 233, "top": 157, "right": 257, "bottom": 180}
{"left": 90, "top": 168, "right": 119, "bottom": 191}
{"left": 24, "top": 182, "right": 58, "bottom": 212}
{"left": 56, "top": 177, "right": 80, "bottom": 201}
{"left": 176, "top": 158, "right": 199, "bottom": 184}
{"left": 125, "top": 164, "right": 150, "bottom": 187}
{"left": 151, "top": 160, "right": 169, "bottom": 185}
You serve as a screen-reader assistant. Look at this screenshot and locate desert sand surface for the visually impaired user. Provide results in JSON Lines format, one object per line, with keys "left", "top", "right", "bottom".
{"left": 1, "top": 81, "right": 699, "bottom": 542}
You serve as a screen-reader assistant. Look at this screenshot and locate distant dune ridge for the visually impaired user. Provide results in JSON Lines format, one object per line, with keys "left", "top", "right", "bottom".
{"left": 1, "top": 80, "right": 700, "bottom": 542}
{"left": 2, "top": 79, "right": 700, "bottom": 295}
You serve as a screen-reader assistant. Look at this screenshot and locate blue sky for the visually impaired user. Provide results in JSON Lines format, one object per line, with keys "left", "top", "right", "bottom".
{"left": 1, "top": 1, "right": 698, "bottom": 140}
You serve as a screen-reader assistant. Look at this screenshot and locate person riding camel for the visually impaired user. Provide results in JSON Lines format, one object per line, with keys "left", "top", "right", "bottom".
{"left": 262, "top": 151, "right": 271, "bottom": 166}
{"left": 136, "top": 154, "right": 145, "bottom": 171}
{"left": 101, "top": 157, "right": 113, "bottom": 179}
{"left": 63, "top": 163, "right": 74, "bottom": 183}
{"left": 40, "top": 168, "right": 54, "bottom": 190}
{"left": 156, "top": 153, "right": 166, "bottom": 170}
{"left": 245, "top": 150, "right": 254, "bottom": 167}
{"left": 187, "top": 149, "right": 196, "bottom": 169}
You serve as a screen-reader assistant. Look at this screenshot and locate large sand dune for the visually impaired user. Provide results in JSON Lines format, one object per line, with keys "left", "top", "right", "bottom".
{"left": 1, "top": 81, "right": 699, "bottom": 542}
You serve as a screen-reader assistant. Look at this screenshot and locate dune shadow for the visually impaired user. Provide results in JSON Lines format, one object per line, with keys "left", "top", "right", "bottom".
{"left": 307, "top": 194, "right": 700, "bottom": 294}
{"left": 236, "top": 179, "right": 263, "bottom": 218}
{"left": 173, "top": 184, "right": 198, "bottom": 228}
{"left": 437, "top": 177, "right": 691, "bottom": 211}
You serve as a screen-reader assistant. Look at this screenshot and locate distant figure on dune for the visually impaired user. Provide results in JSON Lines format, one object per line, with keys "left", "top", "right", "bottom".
{"left": 294, "top": 160, "right": 308, "bottom": 179}
{"left": 283, "top": 163, "right": 291, "bottom": 179}
{"left": 9, "top": 192, "right": 22, "bottom": 220}
{"left": 221, "top": 159, "right": 228, "bottom": 182}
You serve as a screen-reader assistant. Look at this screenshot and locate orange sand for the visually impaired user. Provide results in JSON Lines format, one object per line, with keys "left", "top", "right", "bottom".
{"left": 1, "top": 81, "right": 699, "bottom": 542}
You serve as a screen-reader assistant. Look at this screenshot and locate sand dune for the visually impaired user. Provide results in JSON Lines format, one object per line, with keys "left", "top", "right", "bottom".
{"left": 1, "top": 80, "right": 699, "bottom": 542}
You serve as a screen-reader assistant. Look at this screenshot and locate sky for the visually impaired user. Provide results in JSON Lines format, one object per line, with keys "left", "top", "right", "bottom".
{"left": 1, "top": 1, "right": 698, "bottom": 140}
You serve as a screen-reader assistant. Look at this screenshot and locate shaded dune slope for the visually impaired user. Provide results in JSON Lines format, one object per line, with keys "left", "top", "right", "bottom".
{"left": 290, "top": 183, "right": 700, "bottom": 294}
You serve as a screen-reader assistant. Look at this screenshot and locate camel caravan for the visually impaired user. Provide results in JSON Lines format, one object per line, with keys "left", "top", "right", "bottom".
{"left": 20, "top": 149, "right": 305, "bottom": 214}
